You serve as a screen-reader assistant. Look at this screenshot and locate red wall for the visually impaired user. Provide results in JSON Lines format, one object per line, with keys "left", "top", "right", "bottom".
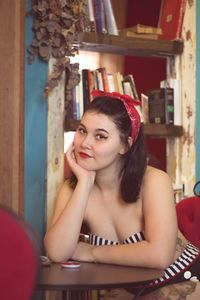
{"left": 124, "top": 0, "right": 167, "bottom": 171}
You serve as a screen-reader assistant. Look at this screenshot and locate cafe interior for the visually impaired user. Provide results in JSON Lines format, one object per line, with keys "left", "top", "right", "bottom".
{"left": 0, "top": 0, "right": 200, "bottom": 299}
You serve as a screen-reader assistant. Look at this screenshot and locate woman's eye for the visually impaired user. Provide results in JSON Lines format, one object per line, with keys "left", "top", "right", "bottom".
{"left": 77, "top": 127, "right": 86, "bottom": 134}
{"left": 96, "top": 134, "right": 107, "bottom": 140}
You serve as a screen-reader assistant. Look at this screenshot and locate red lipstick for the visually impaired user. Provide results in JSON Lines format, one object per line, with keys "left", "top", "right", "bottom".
{"left": 79, "top": 152, "right": 92, "bottom": 159}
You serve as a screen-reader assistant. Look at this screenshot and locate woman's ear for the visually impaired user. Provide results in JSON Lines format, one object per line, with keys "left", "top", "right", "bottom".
{"left": 127, "top": 136, "right": 133, "bottom": 148}
{"left": 119, "top": 136, "right": 133, "bottom": 155}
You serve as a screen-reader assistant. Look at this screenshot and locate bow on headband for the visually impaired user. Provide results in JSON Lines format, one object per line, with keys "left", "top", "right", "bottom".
{"left": 92, "top": 90, "right": 141, "bottom": 143}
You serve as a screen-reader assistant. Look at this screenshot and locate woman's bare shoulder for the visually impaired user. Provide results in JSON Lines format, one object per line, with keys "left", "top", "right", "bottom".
{"left": 141, "top": 166, "right": 173, "bottom": 202}
{"left": 144, "top": 166, "right": 172, "bottom": 184}
{"left": 145, "top": 165, "right": 168, "bottom": 175}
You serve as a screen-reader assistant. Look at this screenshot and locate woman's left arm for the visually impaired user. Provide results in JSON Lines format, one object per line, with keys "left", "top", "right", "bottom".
{"left": 72, "top": 168, "right": 178, "bottom": 269}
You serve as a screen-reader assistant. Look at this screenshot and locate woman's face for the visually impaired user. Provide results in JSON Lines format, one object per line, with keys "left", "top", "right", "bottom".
{"left": 73, "top": 111, "right": 127, "bottom": 171}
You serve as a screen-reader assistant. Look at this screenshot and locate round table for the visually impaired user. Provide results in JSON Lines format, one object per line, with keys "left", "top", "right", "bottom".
{"left": 38, "top": 262, "right": 164, "bottom": 299}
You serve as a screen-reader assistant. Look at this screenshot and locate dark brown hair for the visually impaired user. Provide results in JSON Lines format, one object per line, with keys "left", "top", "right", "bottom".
{"left": 69, "top": 96, "right": 147, "bottom": 202}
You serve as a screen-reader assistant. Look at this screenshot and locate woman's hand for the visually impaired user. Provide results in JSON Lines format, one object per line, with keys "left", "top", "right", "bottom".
{"left": 66, "top": 143, "right": 96, "bottom": 188}
{"left": 72, "top": 242, "right": 95, "bottom": 262}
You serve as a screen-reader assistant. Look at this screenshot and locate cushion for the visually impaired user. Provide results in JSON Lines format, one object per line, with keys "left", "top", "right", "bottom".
{"left": 0, "top": 206, "right": 38, "bottom": 300}
{"left": 176, "top": 197, "right": 200, "bottom": 249}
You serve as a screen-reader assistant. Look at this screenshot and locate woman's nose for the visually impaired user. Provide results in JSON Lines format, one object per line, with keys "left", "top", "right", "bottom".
{"left": 81, "top": 135, "right": 92, "bottom": 148}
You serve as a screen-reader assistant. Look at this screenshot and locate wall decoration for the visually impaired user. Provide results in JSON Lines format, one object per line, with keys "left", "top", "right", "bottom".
{"left": 27, "top": 0, "right": 88, "bottom": 96}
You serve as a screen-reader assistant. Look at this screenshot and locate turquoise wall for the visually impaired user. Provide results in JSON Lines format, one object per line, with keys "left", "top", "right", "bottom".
{"left": 24, "top": 0, "right": 48, "bottom": 251}
{"left": 196, "top": 0, "right": 200, "bottom": 182}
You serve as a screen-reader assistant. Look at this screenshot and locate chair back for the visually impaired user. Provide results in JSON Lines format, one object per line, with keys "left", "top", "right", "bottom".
{"left": 176, "top": 196, "right": 200, "bottom": 248}
{"left": 0, "top": 206, "right": 39, "bottom": 300}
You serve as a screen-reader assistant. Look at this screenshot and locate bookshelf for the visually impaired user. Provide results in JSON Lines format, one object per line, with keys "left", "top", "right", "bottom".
{"left": 143, "top": 124, "right": 183, "bottom": 137}
{"left": 65, "top": 119, "right": 183, "bottom": 138}
{"left": 66, "top": 33, "right": 184, "bottom": 138}
{"left": 77, "top": 32, "right": 184, "bottom": 58}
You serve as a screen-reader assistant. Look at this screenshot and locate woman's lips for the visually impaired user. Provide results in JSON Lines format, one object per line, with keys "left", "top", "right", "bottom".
{"left": 79, "top": 152, "right": 92, "bottom": 159}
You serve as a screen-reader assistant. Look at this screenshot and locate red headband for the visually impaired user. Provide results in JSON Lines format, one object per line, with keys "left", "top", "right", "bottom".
{"left": 92, "top": 90, "right": 141, "bottom": 143}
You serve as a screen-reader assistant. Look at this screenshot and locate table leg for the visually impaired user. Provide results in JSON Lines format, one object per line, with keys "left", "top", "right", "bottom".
{"left": 132, "top": 286, "right": 147, "bottom": 300}
{"left": 62, "top": 290, "right": 87, "bottom": 300}
{"left": 62, "top": 291, "right": 67, "bottom": 300}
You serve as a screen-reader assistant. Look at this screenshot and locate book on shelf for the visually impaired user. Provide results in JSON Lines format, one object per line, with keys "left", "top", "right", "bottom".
{"left": 97, "top": 67, "right": 110, "bottom": 92}
{"left": 92, "top": 0, "right": 107, "bottom": 34}
{"left": 148, "top": 88, "right": 174, "bottom": 124}
{"left": 141, "top": 93, "right": 149, "bottom": 124}
{"left": 102, "top": 0, "right": 119, "bottom": 35}
{"left": 160, "top": 79, "right": 182, "bottom": 125}
{"left": 86, "top": 0, "right": 96, "bottom": 32}
{"left": 96, "top": 69, "right": 104, "bottom": 90}
{"left": 107, "top": 73, "right": 115, "bottom": 92}
{"left": 67, "top": 66, "right": 140, "bottom": 119}
{"left": 122, "top": 81, "right": 134, "bottom": 98}
{"left": 78, "top": 75, "right": 84, "bottom": 118}
{"left": 119, "top": 31, "right": 159, "bottom": 40}
{"left": 84, "top": 0, "right": 118, "bottom": 35}
{"left": 164, "top": 88, "right": 174, "bottom": 124}
{"left": 120, "top": 24, "right": 162, "bottom": 35}
{"left": 121, "top": 80, "right": 143, "bottom": 121}
{"left": 158, "top": 0, "right": 187, "bottom": 40}
{"left": 82, "top": 69, "right": 93, "bottom": 112}
{"left": 91, "top": 70, "right": 99, "bottom": 90}
{"left": 123, "top": 74, "right": 139, "bottom": 100}
{"left": 113, "top": 72, "right": 124, "bottom": 94}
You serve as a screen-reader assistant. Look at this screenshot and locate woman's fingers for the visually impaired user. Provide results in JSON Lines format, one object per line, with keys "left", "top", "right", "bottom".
{"left": 65, "top": 143, "right": 96, "bottom": 186}
{"left": 66, "top": 143, "right": 76, "bottom": 164}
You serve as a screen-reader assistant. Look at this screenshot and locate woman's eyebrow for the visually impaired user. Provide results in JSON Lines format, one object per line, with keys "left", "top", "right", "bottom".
{"left": 79, "top": 122, "right": 86, "bottom": 128}
{"left": 79, "top": 123, "right": 109, "bottom": 134}
{"left": 95, "top": 128, "right": 109, "bottom": 134}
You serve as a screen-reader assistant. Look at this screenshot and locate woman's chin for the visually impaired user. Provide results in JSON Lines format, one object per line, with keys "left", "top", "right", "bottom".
{"left": 77, "top": 160, "right": 95, "bottom": 171}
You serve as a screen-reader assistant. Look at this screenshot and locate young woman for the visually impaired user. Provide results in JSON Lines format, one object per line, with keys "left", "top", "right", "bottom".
{"left": 44, "top": 90, "right": 200, "bottom": 294}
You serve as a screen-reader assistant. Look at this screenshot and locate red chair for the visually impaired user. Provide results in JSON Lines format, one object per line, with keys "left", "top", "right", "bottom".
{"left": 176, "top": 196, "right": 200, "bottom": 249}
{"left": 0, "top": 206, "right": 39, "bottom": 300}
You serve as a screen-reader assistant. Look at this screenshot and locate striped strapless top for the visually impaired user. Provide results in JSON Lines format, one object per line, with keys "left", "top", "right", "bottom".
{"left": 89, "top": 231, "right": 200, "bottom": 286}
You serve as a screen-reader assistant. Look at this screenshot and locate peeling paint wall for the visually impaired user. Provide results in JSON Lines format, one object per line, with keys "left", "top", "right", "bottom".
{"left": 181, "top": 0, "right": 196, "bottom": 196}
{"left": 196, "top": 0, "right": 200, "bottom": 182}
{"left": 180, "top": 0, "right": 196, "bottom": 196}
{"left": 167, "top": 0, "right": 196, "bottom": 198}
{"left": 46, "top": 59, "right": 65, "bottom": 229}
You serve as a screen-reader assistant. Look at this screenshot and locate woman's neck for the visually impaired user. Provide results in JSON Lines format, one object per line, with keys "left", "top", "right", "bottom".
{"left": 95, "top": 163, "right": 122, "bottom": 193}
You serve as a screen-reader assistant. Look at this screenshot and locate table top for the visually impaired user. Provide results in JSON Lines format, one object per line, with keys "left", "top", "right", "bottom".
{"left": 38, "top": 262, "right": 164, "bottom": 291}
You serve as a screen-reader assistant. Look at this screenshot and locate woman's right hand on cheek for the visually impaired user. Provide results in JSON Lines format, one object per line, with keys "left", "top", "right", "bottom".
{"left": 66, "top": 144, "right": 96, "bottom": 186}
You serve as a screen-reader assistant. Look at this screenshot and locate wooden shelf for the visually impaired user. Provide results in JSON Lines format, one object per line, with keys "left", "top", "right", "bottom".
{"left": 77, "top": 32, "right": 184, "bottom": 58}
{"left": 65, "top": 119, "right": 183, "bottom": 138}
{"left": 143, "top": 124, "right": 183, "bottom": 137}
{"left": 69, "top": 33, "right": 184, "bottom": 138}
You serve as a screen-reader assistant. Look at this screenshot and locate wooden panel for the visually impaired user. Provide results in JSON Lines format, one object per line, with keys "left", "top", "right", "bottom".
{"left": 196, "top": 0, "right": 200, "bottom": 182}
{"left": 78, "top": 32, "right": 184, "bottom": 57}
{"left": 143, "top": 124, "right": 183, "bottom": 137}
{"left": 0, "top": 0, "right": 25, "bottom": 214}
{"left": 46, "top": 59, "right": 65, "bottom": 228}
{"left": 65, "top": 119, "right": 183, "bottom": 138}
{"left": 176, "top": 0, "right": 196, "bottom": 196}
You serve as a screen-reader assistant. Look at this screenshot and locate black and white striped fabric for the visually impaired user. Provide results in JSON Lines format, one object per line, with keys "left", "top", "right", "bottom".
{"left": 88, "top": 232, "right": 200, "bottom": 286}
{"left": 151, "top": 242, "right": 199, "bottom": 286}
{"left": 89, "top": 231, "right": 145, "bottom": 246}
